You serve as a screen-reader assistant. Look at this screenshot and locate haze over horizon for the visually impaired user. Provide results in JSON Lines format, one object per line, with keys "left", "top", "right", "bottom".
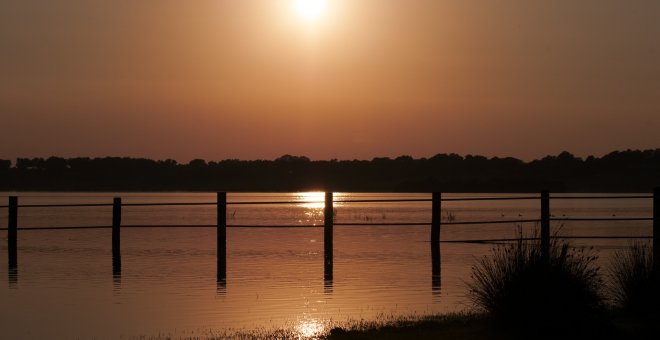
{"left": 2, "top": 0, "right": 659, "bottom": 162}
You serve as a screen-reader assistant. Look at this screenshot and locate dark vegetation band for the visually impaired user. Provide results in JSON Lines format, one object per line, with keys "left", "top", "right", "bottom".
{"left": 1, "top": 149, "right": 658, "bottom": 192}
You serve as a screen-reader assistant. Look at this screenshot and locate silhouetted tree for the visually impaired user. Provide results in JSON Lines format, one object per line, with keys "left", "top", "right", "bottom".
{"left": 0, "top": 159, "right": 10, "bottom": 171}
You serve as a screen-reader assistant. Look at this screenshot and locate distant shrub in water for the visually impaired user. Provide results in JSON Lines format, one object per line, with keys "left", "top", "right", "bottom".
{"left": 608, "top": 242, "right": 658, "bottom": 315}
{"left": 468, "top": 234, "right": 604, "bottom": 333}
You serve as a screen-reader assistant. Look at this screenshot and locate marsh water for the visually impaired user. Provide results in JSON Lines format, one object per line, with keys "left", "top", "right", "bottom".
{"left": 0, "top": 192, "right": 653, "bottom": 339}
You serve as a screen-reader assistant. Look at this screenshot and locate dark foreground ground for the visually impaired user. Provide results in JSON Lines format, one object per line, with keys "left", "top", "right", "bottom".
{"left": 325, "top": 313, "right": 660, "bottom": 340}
{"left": 133, "top": 312, "right": 660, "bottom": 339}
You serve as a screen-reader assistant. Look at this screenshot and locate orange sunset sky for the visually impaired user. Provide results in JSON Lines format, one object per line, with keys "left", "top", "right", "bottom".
{"left": 1, "top": 0, "right": 659, "bottom": 162}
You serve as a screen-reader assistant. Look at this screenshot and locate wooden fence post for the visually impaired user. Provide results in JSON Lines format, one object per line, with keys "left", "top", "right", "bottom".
{"left": 541, "top": 190, "right": 550, "bottom": 261}
{"left": 324, "top": 192, "right": 333, "bottom": 281}
{"left": 8, "top": 196, "right": 18, "bottom": 268}
{"left": 112, "top": 197, "right": 121, "bottom": 281}
{"left": 431, "top": 192, "right": 441, "bottom": 292}
{"left": 431, "top": 192, "right": 441, "bottom": 244}
{"left": 217, "top": 192, "right": 227, "bottom": 282}
{"left": 112, "top": 197, "right": 121, "bottom": 256}
{"left": 654, "top": 187, "right": 659, "bottom": 273}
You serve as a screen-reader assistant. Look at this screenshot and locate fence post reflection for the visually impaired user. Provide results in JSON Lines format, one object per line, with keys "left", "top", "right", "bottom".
{"left": 112, "top": 253, "right": 121, "bottom": 289}
{"left": 431, "top": 241, "right": 441, "bottom": 296}
{"left": 8, "top": 265, "right": 18, "bottom": 287}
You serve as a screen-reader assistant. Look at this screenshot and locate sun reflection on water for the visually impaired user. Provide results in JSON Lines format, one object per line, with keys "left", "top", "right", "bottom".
{"left": 297, "top": 191, "right": 326, "bottom": 209}
{"left": 295, "top": 318, "right": 327, "bottom": 339}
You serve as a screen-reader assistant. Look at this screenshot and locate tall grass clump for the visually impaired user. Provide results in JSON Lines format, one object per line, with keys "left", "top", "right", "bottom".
{"left": 608, "top": 242, "right": 658, "bottom": 315}
{"left": 468, "top": 233, "right": 604, "bottom": 334}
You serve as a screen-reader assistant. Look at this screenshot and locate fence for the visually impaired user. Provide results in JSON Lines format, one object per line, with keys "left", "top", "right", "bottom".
{"left": 2, "top": 189, "right": 659, "bottom": 285}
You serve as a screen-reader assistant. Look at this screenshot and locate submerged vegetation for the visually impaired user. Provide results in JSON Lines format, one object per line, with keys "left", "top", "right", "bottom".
{"left": 443, "top": 209, "right": 457, "bottom": 222}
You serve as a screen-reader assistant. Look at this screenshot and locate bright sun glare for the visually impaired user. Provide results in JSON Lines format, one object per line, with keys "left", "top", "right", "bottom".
{"left": 293, "top": 0, "right": 327, "bottom": 21}
{"left": 296, "top": 319, "right": 326, "bottom": 338}
{"left": 298, "top": 191, "right": 325, "bottom": 209}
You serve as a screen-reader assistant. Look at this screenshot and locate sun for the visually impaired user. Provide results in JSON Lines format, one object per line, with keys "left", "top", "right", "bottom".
{"left": 293, "top": 0, "right": 327, "bottom": 21}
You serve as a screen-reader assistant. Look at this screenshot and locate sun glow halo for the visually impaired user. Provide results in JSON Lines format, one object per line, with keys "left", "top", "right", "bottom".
{"left": 293, "top": 0, "right": 327, "bottom": 21}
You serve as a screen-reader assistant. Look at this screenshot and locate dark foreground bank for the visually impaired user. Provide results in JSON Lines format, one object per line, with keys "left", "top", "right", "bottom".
{"left": 325, "top": 312, "right": 660, "bottom": 340}
{"left": 125, "top": 311, "right": 660, "bottom": 339}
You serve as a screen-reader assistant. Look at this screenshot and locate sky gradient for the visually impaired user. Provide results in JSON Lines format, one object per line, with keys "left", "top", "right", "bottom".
{"left": 1, "top": 0, "right": 659, "bottom": 162}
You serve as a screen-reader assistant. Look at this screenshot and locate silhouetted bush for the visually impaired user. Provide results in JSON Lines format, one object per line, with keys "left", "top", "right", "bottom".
{"left": 468, "top": 234, "right": 605, "bottom": 335}
{"left": 608, "top": 242, "right": 658, "bottom": 315}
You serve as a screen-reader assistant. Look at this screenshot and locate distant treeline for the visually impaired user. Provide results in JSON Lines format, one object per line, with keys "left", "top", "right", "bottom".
{"left": 1, "top": 149, "right": 659, "bottom": 192}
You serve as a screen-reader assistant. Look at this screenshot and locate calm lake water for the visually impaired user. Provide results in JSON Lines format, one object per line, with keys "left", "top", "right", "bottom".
{"left": 0, "top": 192, "right": 653, "bottom": 339}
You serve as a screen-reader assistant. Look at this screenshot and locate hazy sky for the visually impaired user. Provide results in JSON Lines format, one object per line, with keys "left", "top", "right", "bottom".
{"left": 1, "top": 0, "right": 659, "bottom": 162}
